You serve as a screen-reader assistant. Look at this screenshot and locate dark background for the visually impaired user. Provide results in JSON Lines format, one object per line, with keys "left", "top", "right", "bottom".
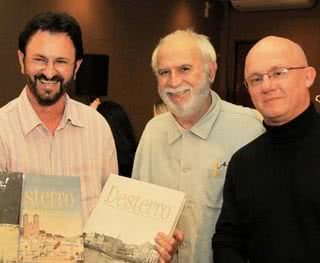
{"left": 0, "top": 0, "right": 319, "bottom": 138}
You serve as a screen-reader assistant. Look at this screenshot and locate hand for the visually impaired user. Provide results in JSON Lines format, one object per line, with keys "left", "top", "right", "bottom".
{"left": 154, "top": 229, "right": 184, "bottom": 263}
{"left": 90, "top": 98, "right": 101, "bottom": 109}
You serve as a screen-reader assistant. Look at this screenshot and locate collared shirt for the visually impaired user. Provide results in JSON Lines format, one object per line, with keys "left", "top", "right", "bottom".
{"left": 132, "top": 90, "right": 265, "bottom": 263}
{"left": 0, "top": 87, "right": 118, "bottom": 223}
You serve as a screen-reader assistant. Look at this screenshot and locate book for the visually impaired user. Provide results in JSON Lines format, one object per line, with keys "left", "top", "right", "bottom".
{"left": 18, "top": 174, "right": 84, "bottom": 263}
{"left": 0, "top": 172, "right": 24, "bottom": 263}
{"left": 83, "top": 174, "right": 186, "bottom": 263}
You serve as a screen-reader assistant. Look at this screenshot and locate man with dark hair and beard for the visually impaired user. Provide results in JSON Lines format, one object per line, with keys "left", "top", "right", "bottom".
{"left": 132, "top": 30, "right": 265, "bottom": 263}
{"left": 0, "top": 12, "right": 181, "bottom": 262}
{"left": 0, "top": 12, "right": 117, "bottom": 223}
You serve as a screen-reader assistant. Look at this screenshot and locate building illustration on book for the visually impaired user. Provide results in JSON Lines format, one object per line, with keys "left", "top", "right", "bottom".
{"left": 18, "top": 213, "right": 83, "bottom": 262}
{"left": 83, "top": 174, "right": 186, "bottom": 263}
{"left": 84, "top": 232, "right": 158, "bottom": 263}
{"left": 18, "top": 175, "right": 84, "bottom": 263}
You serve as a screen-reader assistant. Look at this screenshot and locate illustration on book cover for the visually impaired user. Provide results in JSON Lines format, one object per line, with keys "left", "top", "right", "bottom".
{"left": 84, "top": 174, "right": 186, "bottom": 263}
{"left": 18, "top": 175, "right": 84, "bottom": 263}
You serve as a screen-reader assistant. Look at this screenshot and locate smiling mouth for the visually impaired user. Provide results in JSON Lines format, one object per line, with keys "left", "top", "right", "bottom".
{"left": 167, "top": 90, "right": 189, "bottom": 97}
{"left": 39, "top": 79, "right": 59, "bottom": 85}
{"left": 263, "top": 96, "right": 283, "bottom": 104}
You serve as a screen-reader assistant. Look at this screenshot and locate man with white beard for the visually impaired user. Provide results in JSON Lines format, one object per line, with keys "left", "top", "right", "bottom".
{"left": 132, "top": 30, "right": 265, "bottom": 263}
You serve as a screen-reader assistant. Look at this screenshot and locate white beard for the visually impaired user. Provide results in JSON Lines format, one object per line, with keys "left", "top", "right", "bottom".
{"left": 159, "top": 75, "right": 211, "bottom": 120}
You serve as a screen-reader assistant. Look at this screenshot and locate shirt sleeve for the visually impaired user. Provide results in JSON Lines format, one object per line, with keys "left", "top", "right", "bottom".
{"left": 132, "top": 123, "right": 152, "bottom": 182}
{"left": 101, "top": 122, "right": 118, "bottom": 187}
{"left": 212, "top": 153, "right": 248, "bottom": 263}
{"left": 0, "top": 129, "right": 7, "bottom": 171}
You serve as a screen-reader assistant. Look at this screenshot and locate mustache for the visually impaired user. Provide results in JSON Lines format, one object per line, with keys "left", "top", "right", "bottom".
{"left": 35, "top": 73, "right": 64, "bottom": 82}
{"left": 162, "top": 86, "right": 191, "bottom": 95}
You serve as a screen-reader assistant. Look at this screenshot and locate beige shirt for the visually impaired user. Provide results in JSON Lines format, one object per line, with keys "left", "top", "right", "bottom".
{"left": 133, "top": 91, "right": 265, "bottom": 263}
{"left": 0, "top": 88, "right": 118, "bottom": 223}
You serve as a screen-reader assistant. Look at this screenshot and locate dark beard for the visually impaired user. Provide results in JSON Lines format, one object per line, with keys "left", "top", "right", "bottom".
{"left": 26, "top": 73, "right": 74, "bottom": 106}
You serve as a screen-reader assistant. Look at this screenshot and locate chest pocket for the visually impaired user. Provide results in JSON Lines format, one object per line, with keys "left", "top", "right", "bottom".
{"left": 206, "top": 167, "right": 227, "bottom": 208}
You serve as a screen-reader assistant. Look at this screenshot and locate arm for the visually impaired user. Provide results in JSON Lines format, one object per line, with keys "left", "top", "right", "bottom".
{"left": 212, "top": 155, "right": 247, "bottom": 263}
{"left": 0, "top": 130, "right": 7, "bottom": 171}
{"left": 131, "top": 123, "right": 152, "bottom": 181}
{"left": 102, "top": 121, "right": 118, "bottom": 186}
{"left": 106, "top": 141, "right": 118, "bottom": 176}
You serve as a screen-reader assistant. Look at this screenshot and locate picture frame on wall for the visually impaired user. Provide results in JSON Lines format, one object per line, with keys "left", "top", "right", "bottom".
{"left": 232, "top": 40, "right": 256, "bottom": 108}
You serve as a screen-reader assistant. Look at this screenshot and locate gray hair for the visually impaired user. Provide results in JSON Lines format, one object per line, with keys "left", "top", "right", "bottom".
{"left": 151, "top": 29, "right": 217, "bottom": 75}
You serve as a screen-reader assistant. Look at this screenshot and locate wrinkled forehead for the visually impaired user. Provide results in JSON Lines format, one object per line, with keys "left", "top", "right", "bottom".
{"left": 245, "top": 37, "right": 307, "bottom": 76}
{"left": 157, "top": 38, "right": 202, "bottom": 66}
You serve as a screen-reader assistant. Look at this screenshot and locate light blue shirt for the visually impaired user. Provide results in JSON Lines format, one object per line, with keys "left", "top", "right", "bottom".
{"left": 132, "top": 90, "right": 265, "bottom": 263}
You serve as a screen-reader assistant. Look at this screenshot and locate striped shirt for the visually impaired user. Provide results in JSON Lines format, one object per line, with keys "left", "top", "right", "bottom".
{"left": 0, "top": 87, "right": 118, "bottom": 223}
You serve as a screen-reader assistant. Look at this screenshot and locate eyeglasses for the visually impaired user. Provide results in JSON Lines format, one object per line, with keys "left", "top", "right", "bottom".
{"left": 244, "top": 66, "right": 307, "bottom": 88}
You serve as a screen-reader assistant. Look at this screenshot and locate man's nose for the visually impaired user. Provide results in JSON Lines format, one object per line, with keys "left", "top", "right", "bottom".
{"left": 168, "top": 71, "right": 182, "bottom": 87}
{"left": 41, "top": 61, "right": 58, "bottom": 79}
{"left": 260, "top": 74, "right": 273, "bottom": 93}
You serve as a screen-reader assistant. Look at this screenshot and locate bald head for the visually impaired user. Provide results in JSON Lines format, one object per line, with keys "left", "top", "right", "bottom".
{"left": 245, "top": 36, "right": 308, "bottom": 77}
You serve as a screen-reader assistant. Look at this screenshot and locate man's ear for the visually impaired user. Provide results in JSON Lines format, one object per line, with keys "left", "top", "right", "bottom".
{"left": 207, "top": 61, "right": 217, "bottom": 83}
{"left": 305, "top": 66, "right": 316, "bottom": 89}
{"left": 73, "top": 59, "right": 83, "bottom": 80}
{"left": 17, "top": 50, "right": 25, "bottom": 74}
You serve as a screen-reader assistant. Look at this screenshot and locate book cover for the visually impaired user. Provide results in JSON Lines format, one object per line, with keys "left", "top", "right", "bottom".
{"left": 0, "top": 172, "right": 23, "bottom": 263}
{"left": 83, "top": 174, "right": 186, "bottom": 263}
{"left": 18, "top": 175, "right": 84, "bottom": 263}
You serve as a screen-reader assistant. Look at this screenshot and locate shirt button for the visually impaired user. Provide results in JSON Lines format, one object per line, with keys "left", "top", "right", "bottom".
{"left": 182, "top": 167, "right": 190, "bottom": 173}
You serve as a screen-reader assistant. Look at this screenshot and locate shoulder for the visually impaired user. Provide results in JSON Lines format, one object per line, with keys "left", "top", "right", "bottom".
{"left": 68, "top": 99, "right": 116, "bottom": 150}
{"left": 212, "top": 99, "right": 265, "bottom": 141}
{"left": 138, "top": 112, "right": 175, "bottom": 144}
{"left": 68, "top": 98, "right": 97, "bottom": 115}
{"left": 143, "top": 112, "right": 174, "bottom": 132}
{"left": 0, "top": 98, "right": 19, "bottom": 119}
{"left": 213, "top": 100, "right": 264, "bottom": 135}
{"left": 68, "top": 98, "right": 109, "bottom": 127}
{"left": 219, "top": 100, "right": 262, "bottom": 124}
{"left": 231, "top": 131, "right": 267, "bottom": 162}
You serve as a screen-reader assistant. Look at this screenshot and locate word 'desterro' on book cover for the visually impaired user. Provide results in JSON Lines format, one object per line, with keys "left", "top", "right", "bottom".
{"left": 0, "top": 172, "right": 23, "bottom": 263}
{"left": 18, "top": 174, "right": 84, "bottom": 263}
{"left": 83, "top": 174, "right": 186, "bottom": 263}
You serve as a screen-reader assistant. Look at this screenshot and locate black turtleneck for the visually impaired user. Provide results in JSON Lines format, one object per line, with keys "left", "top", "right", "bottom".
{"left": 213, "top": 104, "right": 320, "bottom": 263}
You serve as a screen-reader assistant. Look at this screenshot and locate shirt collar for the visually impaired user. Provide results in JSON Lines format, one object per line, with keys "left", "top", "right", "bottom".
{"left": 167, "top": 90, "right": 221, "bottom": 144}
{"left": 18, "top": 87, "right": 84, "bottom": 135}
{"left": 264, "top": 103, "right": 317, "bottom": 145}
{"left": 59, "top": 94, "right": 84, "bottom": 129}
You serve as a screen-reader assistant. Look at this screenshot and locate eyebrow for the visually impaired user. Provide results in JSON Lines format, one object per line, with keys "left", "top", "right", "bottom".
{"left": 179, "top": 64, "right": 192, "bottom": 67}
{"left": 248, "top": 65, "right": 286, "bottom": 76}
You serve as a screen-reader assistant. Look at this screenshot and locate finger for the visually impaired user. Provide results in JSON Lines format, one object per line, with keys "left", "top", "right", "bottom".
{"left": 155, "top": 243, "right": 172, "bottom": 262}
{"left": 173, "top": 229, "right": 184, "bottom": 244}
{"left": 155, "top": 233, "right": 176, "bottom": 253}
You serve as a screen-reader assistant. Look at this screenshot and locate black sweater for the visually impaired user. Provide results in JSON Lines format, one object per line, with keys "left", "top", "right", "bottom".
{"left": 213, "top": 105, "right": 320, "bottom": 263}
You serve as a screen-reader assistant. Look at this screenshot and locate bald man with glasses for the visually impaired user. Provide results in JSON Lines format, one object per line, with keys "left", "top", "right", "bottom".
{"left": 212, "top": 36, "right": 319, "bottom": 263}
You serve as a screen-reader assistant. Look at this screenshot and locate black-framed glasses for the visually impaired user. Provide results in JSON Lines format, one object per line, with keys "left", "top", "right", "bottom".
{"left": 244, "top": 66, "right": 307, "bottom": 89}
